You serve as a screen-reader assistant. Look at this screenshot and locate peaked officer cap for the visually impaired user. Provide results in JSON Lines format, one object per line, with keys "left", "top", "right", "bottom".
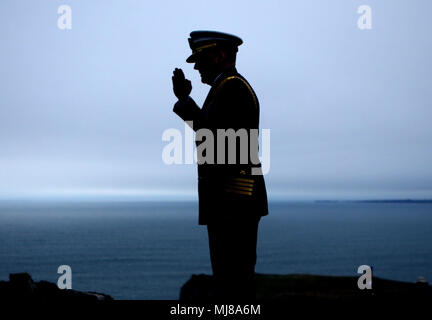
{"left": 186, "top": 30, "right": 243, "bottom": 63}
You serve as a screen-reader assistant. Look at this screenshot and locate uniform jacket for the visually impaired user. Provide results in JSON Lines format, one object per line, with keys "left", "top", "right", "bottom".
{"left": 173, "top": 66, "right": 268, "bottom": 225}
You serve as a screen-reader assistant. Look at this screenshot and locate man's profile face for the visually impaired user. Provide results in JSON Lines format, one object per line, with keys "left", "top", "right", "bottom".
{"left": 193, "top": 51, "right": 221, "bottom": 85}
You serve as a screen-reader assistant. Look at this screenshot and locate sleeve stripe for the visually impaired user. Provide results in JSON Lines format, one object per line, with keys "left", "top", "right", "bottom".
{"left": 226, "top": 188, "right": 253, "bottom": 196}
{"left": 226, "top": 184, "right": 254, "bottom": 192}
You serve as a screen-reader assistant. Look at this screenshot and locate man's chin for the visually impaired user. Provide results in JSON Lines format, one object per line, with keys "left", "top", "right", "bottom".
{"left": 200, "top": 76, "right": 211, "bottom": 85}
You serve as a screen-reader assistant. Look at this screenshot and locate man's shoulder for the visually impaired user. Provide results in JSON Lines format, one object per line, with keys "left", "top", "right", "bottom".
{"left": 215, "top": 72, "right": 254, "bottom": 94}
{"left": 213, "top": 72, "right": 258, "bottom": 107}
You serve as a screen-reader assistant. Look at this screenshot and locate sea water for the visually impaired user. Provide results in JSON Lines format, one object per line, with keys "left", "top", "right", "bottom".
{"left": 0, "top": 201, "right": 431, "bottom": 299}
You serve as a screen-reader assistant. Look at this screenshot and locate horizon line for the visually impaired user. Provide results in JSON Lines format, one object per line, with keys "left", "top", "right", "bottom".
{"left": 0, "top": 189, "right": 430, "bottom": 203}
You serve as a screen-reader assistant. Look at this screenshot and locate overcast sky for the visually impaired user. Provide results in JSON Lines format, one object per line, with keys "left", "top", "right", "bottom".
{"left": 0, "top": 0, "right": 431, "bottom": 200}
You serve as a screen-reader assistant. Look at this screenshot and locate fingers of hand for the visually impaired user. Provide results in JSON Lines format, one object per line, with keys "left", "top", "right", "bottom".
{"left": 173, "top": 68, "right": 185, "bottom": 81}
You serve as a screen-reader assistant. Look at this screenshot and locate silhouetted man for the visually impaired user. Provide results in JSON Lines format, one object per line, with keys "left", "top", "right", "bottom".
{"left": 172, "top": 31, "right": 268, "bottom": 300}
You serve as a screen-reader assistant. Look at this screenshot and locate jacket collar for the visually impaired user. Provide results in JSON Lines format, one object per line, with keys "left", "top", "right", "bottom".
{"left": 211, "top": 66, "right": 238, "bottom": 88}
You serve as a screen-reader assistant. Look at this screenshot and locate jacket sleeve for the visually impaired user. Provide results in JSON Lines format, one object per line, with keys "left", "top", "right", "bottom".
{"left": 173, "top": 96, "right": 205, "bottom": 131}
{"left": 212, "top": 77, "right": 260, "bottom": 168}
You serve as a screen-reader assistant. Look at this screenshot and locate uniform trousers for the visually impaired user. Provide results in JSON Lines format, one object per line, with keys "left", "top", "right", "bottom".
{"left": 206, "top": 216, "right": 260, "bottom": 300}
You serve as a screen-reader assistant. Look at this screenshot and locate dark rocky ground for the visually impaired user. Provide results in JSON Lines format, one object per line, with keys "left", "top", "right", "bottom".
{"left": 0, "top": 273, "right": 113, "bottom": 302}
{"left": 1, "top": 272, "right": 430, "bottom": 303}
{"left": 180, "top": 273, "right": 432, "bottom": 302}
